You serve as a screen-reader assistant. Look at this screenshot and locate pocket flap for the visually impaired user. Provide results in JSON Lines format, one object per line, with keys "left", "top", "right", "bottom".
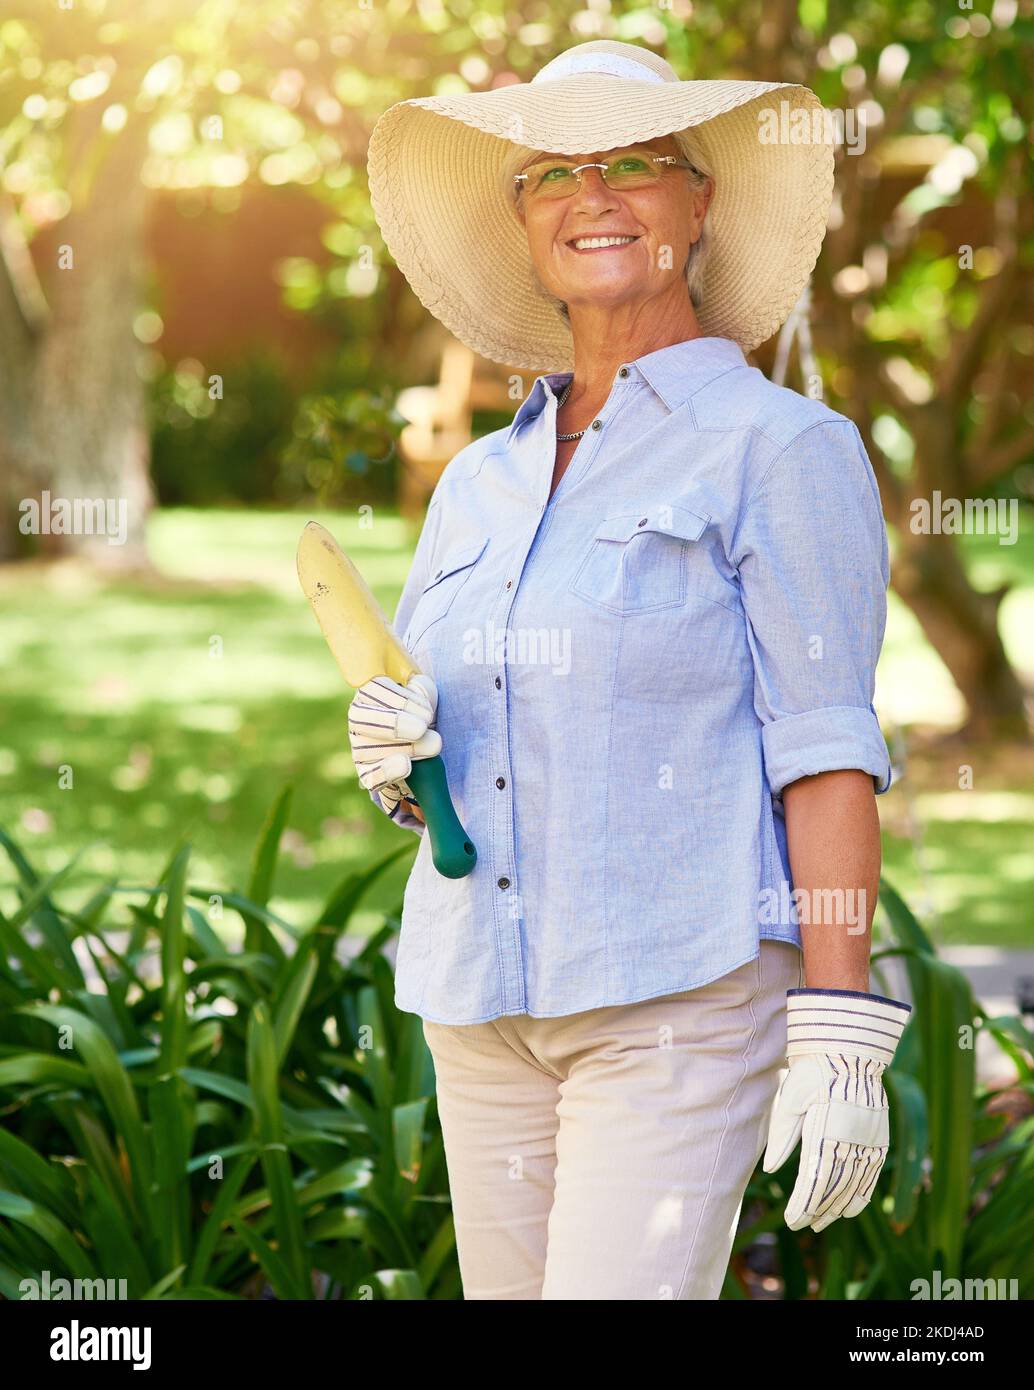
{"left": 422, "top": 538, "right": 488, "bottom": 592}
{"left": 593, "top": 504, "right": 709, "bottom": 544}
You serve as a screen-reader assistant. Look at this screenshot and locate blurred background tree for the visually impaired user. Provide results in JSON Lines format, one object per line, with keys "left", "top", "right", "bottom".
{"left": 1, "top": 2, "right": 1030, "bottom": 1306}
{"left": 0, "top": 0, "right": 1030, "bottom": 728}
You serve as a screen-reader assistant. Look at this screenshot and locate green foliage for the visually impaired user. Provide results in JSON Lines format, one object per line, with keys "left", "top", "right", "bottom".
{"left": 149, "top": 354, "right": 405, "bottom": 509}
{"left": 2, "top": 506, "right": 1032, "bottom": 946}
{"left": 280, "top": 385, "right": 407, "bottom": 507}
{"left": 1, "top": 791, "right": 1030, "bottom": 1300}
{"left": 149, "top": 353, "right": 297, "bottom": 509}
{"left": 730, "top": 877, "right": 1034, "bottom": 1299}
{"left": 0, "top": 792, "right": 458, "bottom": 1300}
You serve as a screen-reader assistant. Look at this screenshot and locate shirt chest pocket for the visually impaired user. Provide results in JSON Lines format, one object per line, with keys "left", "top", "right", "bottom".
{"left": 404, "top": 537, "right": 488, "bottom": 651}
{"left": 570, "top": 506, "right": 710, "bottom": 614}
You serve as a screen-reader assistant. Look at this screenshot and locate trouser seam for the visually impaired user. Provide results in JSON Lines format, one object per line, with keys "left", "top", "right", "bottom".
{"left": 673, "top": 949, "right": 765, "bottom": 1299}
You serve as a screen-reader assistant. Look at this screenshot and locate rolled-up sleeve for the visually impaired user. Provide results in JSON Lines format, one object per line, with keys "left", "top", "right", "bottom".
{"left": 366, "top": 497, "right": 443, "bottom": 836}
{"left": 732, "top": 418, "right": 892, "bottom": 798}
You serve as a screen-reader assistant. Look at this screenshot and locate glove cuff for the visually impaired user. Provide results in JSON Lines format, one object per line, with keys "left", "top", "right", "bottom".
{"left": 785, "top": 987, "right": 911, "bottom": 1064}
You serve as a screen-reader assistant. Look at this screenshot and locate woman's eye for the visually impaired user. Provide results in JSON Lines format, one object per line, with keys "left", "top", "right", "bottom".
{"left": 541, "top": 166, "right": 572, "bottom": 182}
{"left": 613, "top": 157, "right": 648, "bottom": 173}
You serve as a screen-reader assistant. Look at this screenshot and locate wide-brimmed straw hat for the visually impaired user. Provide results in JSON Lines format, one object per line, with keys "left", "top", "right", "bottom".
{"left": 367, "top": 39, "right": 835, "bottom": 372}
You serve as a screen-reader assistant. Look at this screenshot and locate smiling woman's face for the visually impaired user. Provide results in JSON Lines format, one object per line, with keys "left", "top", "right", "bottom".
{"left": 513, "top": 135, "right": 712, "bottom": 316}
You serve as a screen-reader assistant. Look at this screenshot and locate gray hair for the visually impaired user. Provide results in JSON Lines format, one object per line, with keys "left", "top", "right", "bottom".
{"left": 507, "top": 130, "right": 713, "bottom": 321}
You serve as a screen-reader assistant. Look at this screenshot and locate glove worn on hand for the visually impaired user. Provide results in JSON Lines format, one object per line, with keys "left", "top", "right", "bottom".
{"left": 347, "top": 673, "right": 440, "bottom": 821}
{"left": 763, "top": 986, "right": 912, "bottom": 1233}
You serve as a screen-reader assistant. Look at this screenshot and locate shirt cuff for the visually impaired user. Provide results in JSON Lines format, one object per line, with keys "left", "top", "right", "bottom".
{"left": 370, "top": 788, "right": 427, "bottom": 835}
{"left": 761, "top": 704, "right": 892, "bottom": 798}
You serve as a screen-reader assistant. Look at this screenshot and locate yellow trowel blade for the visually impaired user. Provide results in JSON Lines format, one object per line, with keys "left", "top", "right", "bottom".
{"left": 296, "top": 520, "right": 419, "bottom": 689}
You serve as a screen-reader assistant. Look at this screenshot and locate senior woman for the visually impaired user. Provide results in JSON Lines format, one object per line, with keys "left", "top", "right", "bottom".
{"left": 351, "top": 39, "right": 912, "bottom": 1300}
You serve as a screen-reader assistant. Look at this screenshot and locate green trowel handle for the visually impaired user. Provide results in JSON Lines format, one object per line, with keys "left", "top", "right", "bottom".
{"left": 404, "top": 756, "right": 477, "bottom": 879}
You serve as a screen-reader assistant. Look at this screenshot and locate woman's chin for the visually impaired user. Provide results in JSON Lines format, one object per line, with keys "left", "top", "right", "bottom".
{"left": 555, "top": 281, "right": 651, "bottom": 311}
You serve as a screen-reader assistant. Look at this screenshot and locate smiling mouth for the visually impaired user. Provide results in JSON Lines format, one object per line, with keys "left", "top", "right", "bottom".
{"left": 565, "top": 234, "right": 642, "bottom": 253}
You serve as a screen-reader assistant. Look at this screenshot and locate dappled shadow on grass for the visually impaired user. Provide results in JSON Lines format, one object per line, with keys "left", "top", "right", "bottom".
{"left": 2, "top": 516, "right": 1032, "bottom": 947}
{"left": 0, "top": 683, "right": 419, "bottom": 933}
{"left": 879, "top": 747, "right": 1034, "bottom": 947}
{"left": 882, "top": 821, "right": 1034, "bottom": 946}
{"left": 6, "top": 674, "right": 1030, "bottom": 946}
{"left": 0, "top": 542, "right": 422, "bottom": 931}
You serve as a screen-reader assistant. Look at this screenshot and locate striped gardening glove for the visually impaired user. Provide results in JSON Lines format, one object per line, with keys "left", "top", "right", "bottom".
{"left": 763, "top": 987, "right": 912, "bottom": 1232}
{"left": 348, "top": 673, "right": 440, "bottom": 823}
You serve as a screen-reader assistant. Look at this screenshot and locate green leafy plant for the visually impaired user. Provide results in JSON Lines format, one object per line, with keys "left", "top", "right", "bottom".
{"left": 729, "top": 878, "right": 1034, "bottom": 1299}
{"left": 3, "top": 797, "right": 1029, "bottom": 1301}
{"left": 0, "top": 788, "right": 458, "bottom": 1300}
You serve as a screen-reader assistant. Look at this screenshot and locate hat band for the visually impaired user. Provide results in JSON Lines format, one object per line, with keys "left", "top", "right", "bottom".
{"left": 531, "top": 52, "right": 668, "bottom": 85}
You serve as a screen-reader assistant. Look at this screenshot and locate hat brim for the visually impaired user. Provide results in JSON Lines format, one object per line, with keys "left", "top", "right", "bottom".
{"left": 368, "top": 74, "right": 834, "bottom": 370}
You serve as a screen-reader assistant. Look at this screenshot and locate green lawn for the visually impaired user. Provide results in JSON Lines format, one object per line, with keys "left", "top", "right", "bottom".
{"left": 1, "top": 507, "right": 1031, "bottom": 946}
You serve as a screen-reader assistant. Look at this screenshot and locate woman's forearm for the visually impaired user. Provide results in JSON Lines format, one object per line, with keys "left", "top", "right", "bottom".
{"left": 781, "top": 769, "right": 881, "bottom": 992}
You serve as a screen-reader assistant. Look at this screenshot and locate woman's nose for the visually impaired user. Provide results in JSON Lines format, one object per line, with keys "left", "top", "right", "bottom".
{"left": 569, "top": 167, "right": 618, "bottom": 210}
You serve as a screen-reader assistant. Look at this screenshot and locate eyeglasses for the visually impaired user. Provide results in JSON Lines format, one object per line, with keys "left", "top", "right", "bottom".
{"left": 513, "top": 147, "right": 703, "bottom": 203}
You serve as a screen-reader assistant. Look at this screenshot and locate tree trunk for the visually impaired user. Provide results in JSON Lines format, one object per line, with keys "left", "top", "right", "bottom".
{"left": 3, "top": 119, "right": 154, "bottom": 568}
{"left": 890, "top": 390, "right": 1030, "bottom": 739}
{"left": 820, "top": 324, "right": 1029, "bottom": 739}
{"left": 891, "top": 526, "right": 1028, "bottom": 739}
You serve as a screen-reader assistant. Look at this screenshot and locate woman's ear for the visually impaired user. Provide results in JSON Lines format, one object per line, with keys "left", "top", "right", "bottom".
{"left": 694, "top": 175, "right": 715, "bottom": 222}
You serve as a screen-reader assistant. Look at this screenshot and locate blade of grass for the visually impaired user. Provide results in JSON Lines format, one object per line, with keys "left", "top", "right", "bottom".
{"left": 0, "top": 828, "right": 85, "bottom": 986}
{"left": 272, "top": 943, "right": 318, "bottom": 1068}
{"left": 187, "top": 1153, "right": 258, "bottom": 1286}
{"left": 80, "top": 1167, "right": 154, "bottom": 1295}
{"left": 22, "top": 1004, "right": 152, "bottom": 1223}
{"left": 228, "top": 1213, "right": 302, "bottom": 1301}
{"left": 246, "top": 1001, "right": 309, "bottom": 1298}
{"left": 158, "top": 848, "right": 190, "bottom": 1074}
{"left": 0, "top": 1124, "right": 79, "bottom": 1227}
{"left": 0, "top": 1192, "right": 97, "bottom": 1281}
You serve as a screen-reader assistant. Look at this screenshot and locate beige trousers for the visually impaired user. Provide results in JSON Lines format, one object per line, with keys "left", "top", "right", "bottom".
{"left": 421, "top": 939, "right": 804, "bottom": 1300}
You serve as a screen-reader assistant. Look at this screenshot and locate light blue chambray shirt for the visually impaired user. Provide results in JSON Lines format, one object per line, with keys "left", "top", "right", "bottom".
{"left": 373, "top": 336, "right": 892, "bottom": 1025}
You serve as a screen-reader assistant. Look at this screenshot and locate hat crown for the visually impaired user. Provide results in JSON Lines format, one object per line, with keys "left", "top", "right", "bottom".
{"left": 531, "top": 41, "right": 676, "bottom": 87}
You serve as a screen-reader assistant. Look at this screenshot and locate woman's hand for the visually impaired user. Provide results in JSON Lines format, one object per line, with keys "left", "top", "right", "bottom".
{"left": 771, "top": 769, "right": 911, "bottom": 1230}
{"left": 763, "top": 988, "right": 911, "bottom": 1231}
{"left": 348, "top": 674, "right": 440, "bottom": 817}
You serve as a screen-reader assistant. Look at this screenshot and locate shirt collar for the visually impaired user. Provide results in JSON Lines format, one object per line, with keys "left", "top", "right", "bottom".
{"left": 505, "top": 336, "right": 748, "bottom": 443}
{"left": 505, "top": 371, "right": 571, "bottom": 444}
{"left": 635, "top": 336, "right": 748, "bottom": 411}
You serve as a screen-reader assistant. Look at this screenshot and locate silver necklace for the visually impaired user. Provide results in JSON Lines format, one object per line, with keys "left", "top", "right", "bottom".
{"left": 556, "top": 382, "right": 586, "bottom": 441}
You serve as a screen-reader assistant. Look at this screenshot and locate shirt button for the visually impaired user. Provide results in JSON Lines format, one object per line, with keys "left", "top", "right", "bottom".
{"left": 638, "top": 516, "right": 648, "bottom": 527}
{"left": 591, "top": 419, "right": 602, "bottom": 430}
{"left": 497, "top": 877, "right": 511, "bottom": 890}
{"left": 505, "top": 579, "right": 512, "bottom": 589}
{"left": 494, "top": 676, "right": 502, "bottom": 689}
{"left": 433, "top": 569, "right": 442, "bottom": 579}
{"left": 618, "top": 366, "right": 629, "bottom": 378}
{"left": 496, "top": 776, "right": 505, "bottom": 789}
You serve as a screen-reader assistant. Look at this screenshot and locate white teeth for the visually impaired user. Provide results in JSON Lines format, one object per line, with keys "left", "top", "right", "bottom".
{"left": 570, "top": 235, "right": 637, "bottom": 250}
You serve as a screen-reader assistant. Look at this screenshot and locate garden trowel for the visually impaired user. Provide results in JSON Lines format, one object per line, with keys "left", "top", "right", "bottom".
{"left": 296, "top": 520, "right": 477, "bottom": 879}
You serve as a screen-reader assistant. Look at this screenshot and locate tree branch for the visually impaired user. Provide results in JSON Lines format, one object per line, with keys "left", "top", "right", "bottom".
{"left": 0, "top": 194, "right": 49, "bottom": 348}
{"left": 968, "top": 423, "right": 1034, "bottom": 489}
{"left": 0, "top": 193, "right": 49, "bottom": 457}
{"left": 939, "top": 155, "right": 1022, "bottom": 402}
